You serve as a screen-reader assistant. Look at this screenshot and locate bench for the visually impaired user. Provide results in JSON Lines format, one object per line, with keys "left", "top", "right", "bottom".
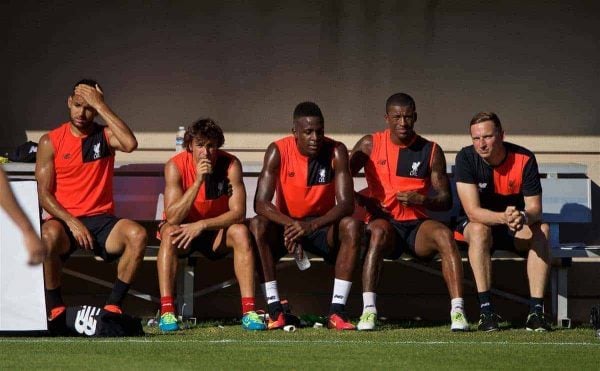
{"left": 2, "top": 162, "right": 595, "bottom": 325}
{"left": 161, "top": 163, "right": 595, "bottom": 325}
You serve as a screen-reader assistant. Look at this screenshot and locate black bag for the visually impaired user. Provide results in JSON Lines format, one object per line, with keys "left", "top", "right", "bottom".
{"left": 8, "top": 141, "right": 38, "bottom": 162}
{"left": 48, "top": 305, "right": 144, "bottom": 337}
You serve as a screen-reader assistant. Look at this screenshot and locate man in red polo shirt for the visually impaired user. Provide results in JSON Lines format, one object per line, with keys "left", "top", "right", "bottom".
{"left": 36, "top": 79, "right": 147, "bottom": 320}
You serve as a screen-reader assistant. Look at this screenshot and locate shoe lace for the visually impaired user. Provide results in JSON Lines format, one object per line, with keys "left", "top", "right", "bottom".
{"left": 161, "top": 312, "right": 178, "bottom": 324}
{"left": 244, "top": 311, "right": 263, "bottom": 323}
{"left": 452, "top": 311, "right": 466, "bottom": 322}
{"left": 479, "top": 313, "right": 502, "bottom": 323}
{"left": 360, "top": 312, "right": 376, "bottom": 322}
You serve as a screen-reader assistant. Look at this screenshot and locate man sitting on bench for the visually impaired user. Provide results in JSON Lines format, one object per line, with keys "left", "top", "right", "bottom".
{"left": 250, "top": 102, "right": 361, "bottom": 331}
{"left": 454, "top": 111, "right": 551, "bottom": 332}
{"left": 37, "top": 79, "right": 147, "bottom": 321}
{"left": 156, "top": 119, "right": 265, "bottom": 332}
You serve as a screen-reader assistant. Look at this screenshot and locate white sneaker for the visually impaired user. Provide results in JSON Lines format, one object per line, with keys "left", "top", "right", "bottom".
{"left": 450, "top": 310, "right": 469, "bottom": 332}
{"left": 357, "top": 312, "right": 377, "bottom": 331}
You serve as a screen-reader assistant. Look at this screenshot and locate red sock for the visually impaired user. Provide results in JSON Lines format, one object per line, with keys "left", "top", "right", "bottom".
{"left": 241, "top": 297, "right": 255, "bottom": 314}
{"left": 161, "top": 296, "right": 175, "bottom": 315}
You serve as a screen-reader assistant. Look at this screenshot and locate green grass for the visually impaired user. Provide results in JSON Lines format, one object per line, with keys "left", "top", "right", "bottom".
{"left": 1, "top": 321, "right": 599, "bottom": 370}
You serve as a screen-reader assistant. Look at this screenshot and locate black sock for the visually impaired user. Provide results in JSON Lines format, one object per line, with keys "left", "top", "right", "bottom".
{"left": 329, "top": 303, "right": 345, "bottom": 315}
{"left": 530, "top": 297, "right": 544, "bottom": 314}
{"left": 106, "top": 279, "right": 130, "bottom": 307}
{"left": 45, "top": 287, "right": 64, "bottom": 310}
{"left": 267, "top": 302, "right": 283, "bottom": 318}
{"left": 478, "top": 291, "right": 493, "bottom": 315}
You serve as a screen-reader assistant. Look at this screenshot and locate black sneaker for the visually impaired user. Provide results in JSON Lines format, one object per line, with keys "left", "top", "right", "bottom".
{"left": 478, "top": 312, "right": 500, "bottom": 332}
{"left": 525, "top": 312, "right": 552, "bottom": 332}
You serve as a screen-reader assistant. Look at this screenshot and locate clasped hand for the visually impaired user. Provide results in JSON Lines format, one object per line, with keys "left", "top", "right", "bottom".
{"left": 504, "top": 206, "right": 524, "bottom": 232}
{"left": 283, "top": 221, "right": 315, "bottom": 253}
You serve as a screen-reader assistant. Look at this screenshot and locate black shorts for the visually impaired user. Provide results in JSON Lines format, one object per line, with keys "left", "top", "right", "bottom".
{"left": 385, "top": 219, "right": 426, "bottom": 260}
{"left": 455, "top": 216, "right": 517, "bottom": 252}
{"left": 271, "top": 221, "right": 337, "bottom": 264}
{"left": 183, "top": 230, "right": 228, "bottom": 260}
{"left": 52, "top": 214, "right": 121, "bottom": 263}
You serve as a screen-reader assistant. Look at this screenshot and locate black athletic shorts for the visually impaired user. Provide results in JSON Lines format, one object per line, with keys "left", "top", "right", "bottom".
{"left": 272, "top": 219, "right": 337, "bottom": 264}
{"left": 455, "top": 216, "right": 518, "bottom": 252}
{"left": 384, "top": 219, "right": 426, "bottom": 260}
{"left": 182, "top": 230, "right": 229, "bottom": 260}
{"left": 52, "top": 213, "right": 121, "bottom": 263}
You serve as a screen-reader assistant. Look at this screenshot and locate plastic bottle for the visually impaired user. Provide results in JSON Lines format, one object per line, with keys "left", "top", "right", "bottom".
{"left": 175, "top": 126, "right": 185, "bottom": 152}
{"left": 294, "top": 244, "right": 311, "bottom": 271}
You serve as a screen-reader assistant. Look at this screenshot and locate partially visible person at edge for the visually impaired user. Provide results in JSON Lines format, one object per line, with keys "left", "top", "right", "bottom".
{"left": 36, "top": 79, "right": 147, "bottom": 321}
{"left": 454, "top": 111, "right": 551, "bottom": 332}
{"left": 349, "top": 92, "right": 468, "bottom": 332}
{"left": 250, "top": 102, "right": 361, "bottom": 331}
{"left": 0, "top": 167, "right": 46, "bottom": 265}
{"left": 156, "top": 119, "right": 265, "bottom": 332}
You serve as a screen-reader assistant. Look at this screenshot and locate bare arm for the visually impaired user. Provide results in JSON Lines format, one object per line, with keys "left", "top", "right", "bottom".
{"left": 0, "top": 168, "right": 46, "bottom": 264}
{"left": 74, "top": 84, "right": 138, "bottom": 153}
{"left": 522, "top": 194, "right": 542, "bottom": 226}
{"left": 254, "top": 143, "right": 297, "bottom": 226}
{"left": 164, "top": 160, "right": 200, "bottom": 225}
{"left": 456, "top": 182, "right": 517, "bottom": 227}
{"left": 35, "top": 134, "right": 94, "bottom": 249}
{"left": 349, "top": 134, "right": 372, "bottom": 176}
{"left": 395, "top": 145, "right": 452, "bottom": 211}
{"left": 349, "top": 134, "right": 390, "bottom": 218}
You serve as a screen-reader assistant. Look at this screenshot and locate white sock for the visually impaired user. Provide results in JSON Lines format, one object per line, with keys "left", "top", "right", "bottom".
{"left": 451, "top": 297, "right": 464, "bottom": 313}
{"left": 263, "top": 281, "right": 280, "bottom": 304}
{"left": 362, "top": 292, "right": 377, "bottom": 314}
{"left": 331, "top": 278, "right": 352, "bottom": 305}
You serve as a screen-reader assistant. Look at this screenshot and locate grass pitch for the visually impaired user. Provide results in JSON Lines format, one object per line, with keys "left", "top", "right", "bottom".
{"left": 1, "top": 321, "right": 599, "bottom": 370}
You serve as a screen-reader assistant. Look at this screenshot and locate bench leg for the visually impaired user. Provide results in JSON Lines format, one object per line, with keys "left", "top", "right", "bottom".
{"left": 176, "top": 258, "right": 196, "bottom": 318}
{"left": 551, "top": 263, "right": 571, "bottom": 328}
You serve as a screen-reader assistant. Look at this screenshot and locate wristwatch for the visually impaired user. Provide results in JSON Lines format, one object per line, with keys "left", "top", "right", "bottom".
{"left": 519, "top": 210, "right": 529, "bottom": 225}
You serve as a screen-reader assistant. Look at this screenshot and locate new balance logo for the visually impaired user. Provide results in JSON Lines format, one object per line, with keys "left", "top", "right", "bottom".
{"left": 63, "top": 153, "right": 71, "bottom": 160}
{"left": 333, "top": 294, "right": 345, "bottom": 300}
{"left": 288, "top": 172, "right": 295, "bottom": 177}
{"left": 478, "top": 183, "right": 487, "bottom": 191}
{"left": 74, "top": 305, "right": 101, "bottom": 335}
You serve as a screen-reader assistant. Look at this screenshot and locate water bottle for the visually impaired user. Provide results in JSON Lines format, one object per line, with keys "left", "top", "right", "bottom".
{"left": 294, "top": 244, "right": 311, "bottom": 271}
{"left": 175, "top": 126, "right": 185, "bottom": 152}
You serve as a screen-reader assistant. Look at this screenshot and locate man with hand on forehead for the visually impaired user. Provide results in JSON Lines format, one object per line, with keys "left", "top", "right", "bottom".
{"left": 36, "top": 79, "right": 147, "bottom": 321}
{"left": 156, "top": 119, "right": 265, "bottom": 332}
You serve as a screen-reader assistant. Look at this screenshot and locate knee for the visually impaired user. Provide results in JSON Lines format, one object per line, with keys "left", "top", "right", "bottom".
{"left": 228, "top": 224, "right": 252, "bottom": 252}
{"left": 466, "top": 222, "right": 492, "bottom": 242}
{"left": 539, "top": 223, "right": 550, "bottom": 239}
{"left": 159, "top": 224, "right": 178, "bottom": 251}
{"left": 434, "top": 227, "right": 457, "bottom": 253}
{"left": 248, "top": 215, "right": 269, "bottom": 237}
{"left": 41, "top": 223, "right": 65, "bottom": 255}
{"left": 339, "top": 217, "right": 362, "bottom": 243}
{"left": 130, "top": 224, "right": 147, "bottom": 244}
{"left": 368, "top": 226, "right": 391, "bottom": 252}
